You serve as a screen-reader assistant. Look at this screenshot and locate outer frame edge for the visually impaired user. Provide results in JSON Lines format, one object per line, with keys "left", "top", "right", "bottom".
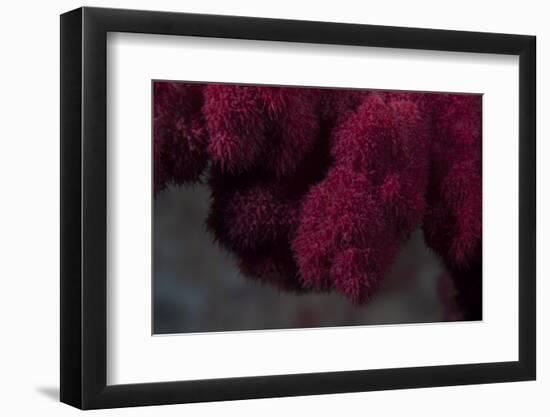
{"left": 60, "top": 7, "right": 84, "bottom": 410}
{"left": 518, "top": 35, "right": 536, "bottom": 381}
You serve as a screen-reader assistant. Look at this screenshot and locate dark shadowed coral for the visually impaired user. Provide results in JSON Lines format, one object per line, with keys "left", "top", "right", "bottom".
{"left": 206, "top": 131, "right": 332, "bottom": 291}
{"left": 237, "top": 243, "right": 304, "bottom": 292}
{"left": 421, "top": 94, "right": 482, "bottom": 319}
{"left": 422, "top": 94, "right": 482, "bottom": 267}
{"left": 319, "top": 89, "right": 369, "bottom": 127}
{"left": 153, "top": 82, "right": 208, "bottom": 194}
{"left": 206, "top": 168, "right": 301, "bottom": 256}
{"left": 206, "top": 171, "right": 303, "bottom": 290}
{"left": 154, "top": 82, "right": 482, "bottom": 317}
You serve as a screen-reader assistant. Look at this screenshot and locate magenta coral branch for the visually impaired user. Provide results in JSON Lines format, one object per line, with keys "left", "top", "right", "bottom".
{"left": 293, "top": 95, "right": 430, "bottom": 303}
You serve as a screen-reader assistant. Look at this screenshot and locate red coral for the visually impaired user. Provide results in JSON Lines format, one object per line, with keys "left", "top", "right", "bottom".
{"left": 238, "top": 243, "right": 304, "bottom": 292}
{"left": 206, "top": 132, "right": 331, "bottom": 290}
{"left": 318, "top": 89, "right": 369, "bottom": 127}
{"left": 293, "top": 95, "right": 429, "bottom": 303}
{"left": 206, "top": 168, "right": 301, "bottom": 256}
{"left": 203, "top": 85, "right": 267, "bottom": 173}
{"left": 204, "top": 85, "right": 321, "bottom": 177}
{"left": 422, "top": 94, "right": 482, "bottom": 269}
{"left": 206, "top": 171, "right": 304, "bottom": 290}
{"left": 154, "top": 82, "right": 482, "bottom": 316}
{"left": 259, "top": 87, "right": 321, "bottom": 177}
{"left": 153, "top": 82, "right": 208, "bottom": 194}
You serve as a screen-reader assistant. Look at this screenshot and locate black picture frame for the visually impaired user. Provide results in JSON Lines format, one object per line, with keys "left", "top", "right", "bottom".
{"left": 60, "top": 6, "right": 536, "bottom": 410}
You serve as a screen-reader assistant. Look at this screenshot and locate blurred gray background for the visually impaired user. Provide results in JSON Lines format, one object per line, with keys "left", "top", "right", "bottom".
{"left": 153, "top": 183, "right": 446, "bottom": 334}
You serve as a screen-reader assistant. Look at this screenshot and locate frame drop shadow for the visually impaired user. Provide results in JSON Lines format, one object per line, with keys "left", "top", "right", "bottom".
{"left": 36, "top": 386, "right": 59, "bottom": 401}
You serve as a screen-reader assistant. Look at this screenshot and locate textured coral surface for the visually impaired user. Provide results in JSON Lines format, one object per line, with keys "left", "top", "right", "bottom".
{"left": 154, "top": 82, "right": 482, "bottom": 319}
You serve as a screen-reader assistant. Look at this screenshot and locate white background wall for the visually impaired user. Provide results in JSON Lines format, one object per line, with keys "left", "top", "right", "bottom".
{"left": 0, "top": 0, "right": 546, "bottom": 415}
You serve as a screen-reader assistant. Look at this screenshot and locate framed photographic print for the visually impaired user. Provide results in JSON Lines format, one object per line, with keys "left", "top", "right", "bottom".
{"left": 60, "top": 6, "right": 536, "bottom": 409}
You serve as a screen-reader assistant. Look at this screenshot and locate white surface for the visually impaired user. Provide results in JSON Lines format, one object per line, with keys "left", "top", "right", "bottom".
{"left": 0, "top": 0, "right": 547, "bottom": 416}
{"left": 107, "top": 33, "right": 518, "bottom": 385}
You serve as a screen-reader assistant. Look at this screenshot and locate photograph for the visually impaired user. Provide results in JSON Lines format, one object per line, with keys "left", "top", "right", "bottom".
{"left": 0, "top": 0, "right": 545, "bottom": 414}
{"left": 56, "top": 5, "right": 537, "bottom": 410}
{"left": 153, "top": 82, "right": 482, "bottom": 334}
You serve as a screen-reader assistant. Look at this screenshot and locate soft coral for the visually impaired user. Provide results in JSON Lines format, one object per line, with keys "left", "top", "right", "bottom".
{"left": 154, "top": 82, "right": 482, "bottom": 316}
{"left": 293, "top": 94, "right": 430, "bottom": 303}
{"left": 153, "top": 82, "right": 209, "bottom": 194}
